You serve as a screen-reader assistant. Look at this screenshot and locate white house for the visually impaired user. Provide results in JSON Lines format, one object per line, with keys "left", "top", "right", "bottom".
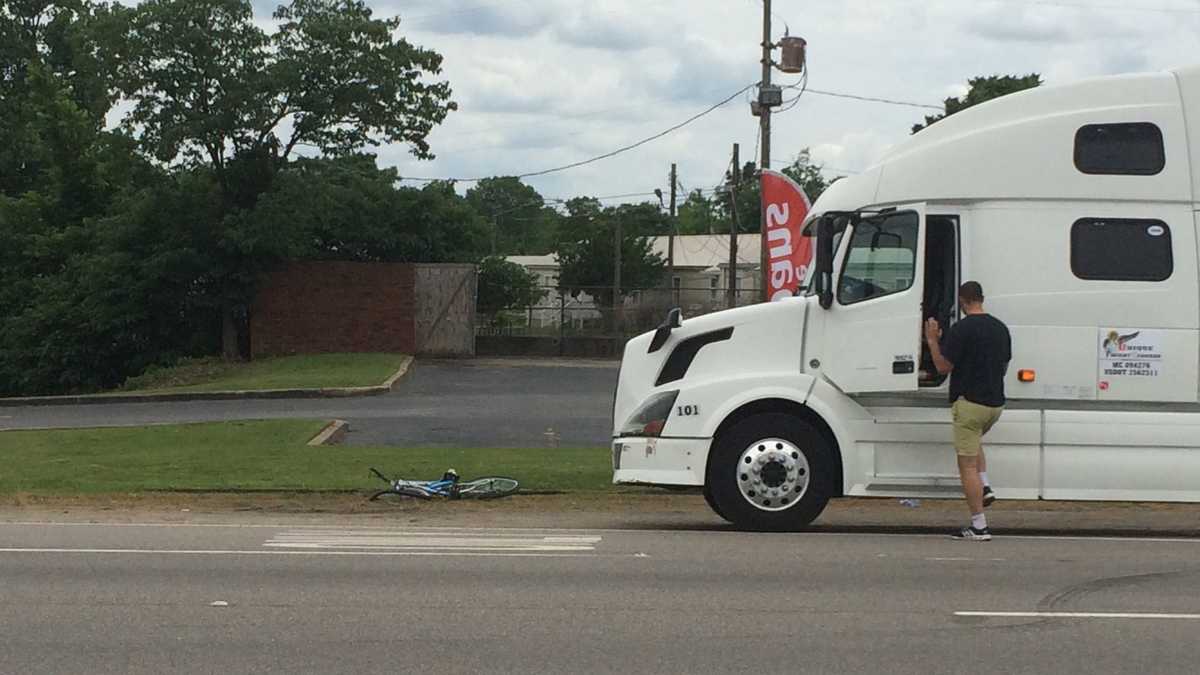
{"left": 648, "top": 234, "right": 762, "bottom": 311}
{"left": 502, "top": 254, "right": 600, "bottom": 329}
{"left": 507, "top": 234, "right": 764, "bottom": 320}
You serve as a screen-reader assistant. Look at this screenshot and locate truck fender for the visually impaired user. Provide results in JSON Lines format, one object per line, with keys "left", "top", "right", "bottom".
{"left": 701, "top": 377, "right": 868, "bottom": 497}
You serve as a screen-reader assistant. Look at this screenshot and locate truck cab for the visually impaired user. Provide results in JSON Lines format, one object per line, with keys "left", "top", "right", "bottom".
{"left": 612, "top": 65, "right": 1200, "bottom": 530}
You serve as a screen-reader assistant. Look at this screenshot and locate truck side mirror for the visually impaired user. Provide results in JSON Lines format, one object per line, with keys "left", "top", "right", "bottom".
{"left": 648, "top": 307, "right": 682, "bottom": 353}
{"left": 815, "top": 216, "right": 835, "bottom": 309}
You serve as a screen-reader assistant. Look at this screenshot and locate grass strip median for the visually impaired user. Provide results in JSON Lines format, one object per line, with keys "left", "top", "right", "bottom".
{"left": 0, "top": 420, "right": 610, "bottom": 494}
{"left": 117, "top": 353, "right": 409, "bottom": 393}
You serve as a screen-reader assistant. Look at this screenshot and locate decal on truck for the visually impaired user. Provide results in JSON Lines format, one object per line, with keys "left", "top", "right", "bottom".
{"left": 1098, "top": 327, "right": 1164, "bottom": 381}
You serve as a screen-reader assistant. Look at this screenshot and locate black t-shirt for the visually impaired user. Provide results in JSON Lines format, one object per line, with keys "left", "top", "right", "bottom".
{"left": 942, "top": 313, "right": 1012, "bottom": 407}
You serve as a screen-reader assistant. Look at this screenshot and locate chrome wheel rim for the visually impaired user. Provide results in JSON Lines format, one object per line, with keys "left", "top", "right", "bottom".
{"left": 736, "top": 438, "right": 810, "bottom": 511}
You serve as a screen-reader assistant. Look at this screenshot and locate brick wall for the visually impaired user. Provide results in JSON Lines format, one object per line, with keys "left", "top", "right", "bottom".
{"left": 251, "top": 261, "right": 417, "bottom": 357}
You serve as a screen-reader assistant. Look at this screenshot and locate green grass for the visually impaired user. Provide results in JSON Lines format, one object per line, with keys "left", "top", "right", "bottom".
{"left": 119, "top": 353, "right": 409, "bottom": 393}
{"left": 0, "top": 420, "right": 611, "bottom": 494}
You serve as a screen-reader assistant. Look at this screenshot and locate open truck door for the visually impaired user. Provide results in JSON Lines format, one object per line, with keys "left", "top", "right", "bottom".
{"left": 817, "top": 203, "right": 926, "bottom": 394}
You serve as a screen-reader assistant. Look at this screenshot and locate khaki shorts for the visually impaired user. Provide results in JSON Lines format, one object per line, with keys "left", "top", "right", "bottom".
{"left": 951, "top": 398, "right": 1003, "bottom": 457}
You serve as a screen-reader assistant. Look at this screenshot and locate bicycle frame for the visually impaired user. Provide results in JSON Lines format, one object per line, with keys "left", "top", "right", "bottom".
{"left": 370, "top": 468, "right": 459, "bottom": 497}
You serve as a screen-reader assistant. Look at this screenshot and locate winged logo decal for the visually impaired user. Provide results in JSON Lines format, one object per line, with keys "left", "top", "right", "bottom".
{"left": 1102, "top": 330, "right": 1140, "bottom": 356}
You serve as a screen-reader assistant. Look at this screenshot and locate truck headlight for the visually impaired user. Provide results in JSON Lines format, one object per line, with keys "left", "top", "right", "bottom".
{"left": 617, "top": 390, "right": 679, "bottom": 438}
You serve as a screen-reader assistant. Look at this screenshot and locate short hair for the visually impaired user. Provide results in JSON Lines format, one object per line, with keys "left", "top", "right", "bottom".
{"left": 959, "top": 281, "right": 984, "bottom": 304}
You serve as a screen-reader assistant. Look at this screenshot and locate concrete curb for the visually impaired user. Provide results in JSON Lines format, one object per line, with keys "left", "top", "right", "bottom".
{"left": 306, "top": 420, "right": 349, "bottom": 447}
{"left": 0, "top": 355, "right": 415, "bottom": 408}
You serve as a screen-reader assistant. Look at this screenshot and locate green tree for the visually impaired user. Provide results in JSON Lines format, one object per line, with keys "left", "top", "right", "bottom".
{"left": 1, "top": 0, "right": 128, "bottom": 198}
{"left": 465, "top": 176, "right": 559, "bottom": 255}
{"left": 0, "top": 107, "right": 221, "bottom": 395}
{"left": 256, "top": 155, "right": 490, "bottom": 264}
{"left": 676, "top": 189, "right": 720, "bottom": 235}
{"left": 912, "top": 73, "right": 1042, "bottom": 134}
{"left": 714, "top": 161, "right": 761, "bottom": 234}
{"left": 476, "top": 256, "right": 545, "bottom": 317}
{"left": 556, "top": 203, "right": 666, "bottom": 310}
{"left": 117, "top": 0, "right": 456, "bottom": 357}
{"left": 709, "top": 149, "right": 838, "bottom": 235}
{"left": 780, "top": 148, "right": 834, "bottom": 204}
{"left": 0, "top": 2, "right": 191, "bottom": 395}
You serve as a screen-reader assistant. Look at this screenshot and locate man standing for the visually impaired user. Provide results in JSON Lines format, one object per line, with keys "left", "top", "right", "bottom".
{"left": 924, "top": 281, "right": 1011, "bottom": 541}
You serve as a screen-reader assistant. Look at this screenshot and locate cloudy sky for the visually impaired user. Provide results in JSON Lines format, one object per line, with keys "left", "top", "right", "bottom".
{"left": 253, "top": 0, "right": 1200, "bottom": 205}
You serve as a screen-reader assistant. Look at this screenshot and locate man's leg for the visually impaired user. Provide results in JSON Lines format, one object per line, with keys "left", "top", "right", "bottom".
{"left": 951, "top": 400, "right": 991, "bottom": 539}
{"left": 978, "top": 408, "right": 1003, "bottom": 505}
{"left": 978, "top": 446, "right": 994, "bottom": 505}
{"left": 957, "top": 455, "right": 985, "bottom": 515}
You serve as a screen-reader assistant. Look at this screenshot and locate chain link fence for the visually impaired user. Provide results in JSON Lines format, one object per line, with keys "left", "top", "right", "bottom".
{"left": 476, "top": 284, "right": 762, "bottom": 340}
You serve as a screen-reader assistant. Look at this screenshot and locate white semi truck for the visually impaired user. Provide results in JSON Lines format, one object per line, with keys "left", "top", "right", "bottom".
{"left": 612, "top": 65, "right": 1200, "bottom": 530}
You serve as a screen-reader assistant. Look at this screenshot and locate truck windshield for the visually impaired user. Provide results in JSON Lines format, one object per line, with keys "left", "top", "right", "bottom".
{"left": 837, "top": 211, "right": 919, "bottom": 304}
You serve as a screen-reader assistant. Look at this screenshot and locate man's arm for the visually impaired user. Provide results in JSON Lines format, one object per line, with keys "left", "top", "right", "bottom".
{"left": 924, "top": 318, "right": 954, "bottom": 375}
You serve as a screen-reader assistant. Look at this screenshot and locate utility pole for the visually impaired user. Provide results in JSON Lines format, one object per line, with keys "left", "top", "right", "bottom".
{"left": 727, "top": 143, "right": 740, "bottom": 309}
{"left": 668, "top": 163, "right": 677, "bottom": 306}
{"left": 759, "top": 0, "right": 773, "bottom": 302}
{"left": 613, "top": 217, "right": 622, "bottom": 335}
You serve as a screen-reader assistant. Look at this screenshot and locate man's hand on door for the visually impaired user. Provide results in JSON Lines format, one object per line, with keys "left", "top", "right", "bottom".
{"left": 924, "top": 318, "right": 943, "bottom": 345}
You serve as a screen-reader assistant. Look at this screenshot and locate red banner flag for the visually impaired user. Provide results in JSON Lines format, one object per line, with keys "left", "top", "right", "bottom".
{"left": 760, "top": 169, "right": 812, "bottom": 301}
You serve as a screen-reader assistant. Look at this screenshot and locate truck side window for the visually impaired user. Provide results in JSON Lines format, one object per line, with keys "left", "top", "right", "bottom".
{"left": 1074, "top": 123, "right": 1165, "bottom": 175}
{"left": 837, "top": 211, "right": 919, "bottom": 305}
{"left": 1070, "top": 218, "right": 1172, "bottom": 281}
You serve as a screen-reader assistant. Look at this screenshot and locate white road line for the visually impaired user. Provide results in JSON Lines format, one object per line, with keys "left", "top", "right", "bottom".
{"left": 263, "top": 543, "right": 595, "bottom": 552}
{"left": 269, "top": 530, "right": 602, "bottom": 542}
{"left": 956, "top": 611, "right": 1200, "bottom": 620}
{"left": 928, "top": 557, "right": 1008, "bottom": 562}
{"left": 0, "top": 547, "right": 626, "bottom": 558}
{"left": 262, "top": 529, "right": 603, "bottom": 553}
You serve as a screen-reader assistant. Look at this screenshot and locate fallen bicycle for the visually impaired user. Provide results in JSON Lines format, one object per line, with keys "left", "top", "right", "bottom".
{"left": 368, "top": 467, "right": 519, "bottom": 501}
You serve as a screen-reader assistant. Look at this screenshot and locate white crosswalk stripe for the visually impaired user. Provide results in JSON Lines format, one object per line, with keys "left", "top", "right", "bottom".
{"left": 263, "top": 528, "right": 603, "bottom": 554}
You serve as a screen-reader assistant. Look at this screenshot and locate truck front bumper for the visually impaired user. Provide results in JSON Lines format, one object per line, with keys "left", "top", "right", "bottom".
{"left": 611, "top": 436, "right": 712, "bottom": 487}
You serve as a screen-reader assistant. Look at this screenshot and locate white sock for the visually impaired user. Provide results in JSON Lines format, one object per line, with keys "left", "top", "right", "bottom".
{"left": 971, "top": 513, "right": 988, "bottom": 530}
{"left": 979, "top": 472, "right": 991, "bottom": 487}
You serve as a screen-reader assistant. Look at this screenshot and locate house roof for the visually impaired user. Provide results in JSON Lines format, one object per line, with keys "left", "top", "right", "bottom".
{"left": 505, "top": 234, "right": 762, "bottom": 272}
{"left": 505, "top": 255, "right": 559, "bottom": 268}
{"left": 649, "top": 234, "right": 761, "bottom": 269}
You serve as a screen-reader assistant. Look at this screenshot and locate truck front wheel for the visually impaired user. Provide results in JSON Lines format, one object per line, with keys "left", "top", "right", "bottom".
{"left": 706, "top": 412, "right": 834, "bottom": 531}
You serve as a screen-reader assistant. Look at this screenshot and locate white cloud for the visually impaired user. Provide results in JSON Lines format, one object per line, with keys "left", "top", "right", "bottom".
{"left": 251, "top": 0, "right": 1200, "bottom": 204}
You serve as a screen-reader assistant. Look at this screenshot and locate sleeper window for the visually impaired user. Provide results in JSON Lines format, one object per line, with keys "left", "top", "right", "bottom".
{"left": 1070, "top": 218, "right": 1172, "bottom": 282}
{"left": 1074, "top": 123, "right": 1165, "bottom": 175}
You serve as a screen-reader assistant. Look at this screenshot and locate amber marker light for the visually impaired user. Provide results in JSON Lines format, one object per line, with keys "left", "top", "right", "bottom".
{"left": 1017, "top": 369, "right": 1036, "bottom": 383}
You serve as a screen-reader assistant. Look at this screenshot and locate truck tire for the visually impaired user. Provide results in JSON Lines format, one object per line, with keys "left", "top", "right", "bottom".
{"left": 703, "top": 485, "right": 728, "bottom": 522}
{"left": 706, "top": 412, "right": 834, "bottom": 531}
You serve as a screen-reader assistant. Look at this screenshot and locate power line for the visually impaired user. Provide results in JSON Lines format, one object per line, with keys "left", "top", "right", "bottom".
{"left": 804, "top": 87, "right": 943, "bottom": 110}
{"left": 399, "top": 83, "right": 756, "bottom": 184}
{"left": 777, "top": 68, "right": 809, "bottom": 114}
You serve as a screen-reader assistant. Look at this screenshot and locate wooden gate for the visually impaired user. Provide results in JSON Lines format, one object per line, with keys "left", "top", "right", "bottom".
{"left": 414, "top": 264, "right": 477, "bottom": 356}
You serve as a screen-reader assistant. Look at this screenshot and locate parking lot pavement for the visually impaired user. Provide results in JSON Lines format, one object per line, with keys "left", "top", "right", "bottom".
{"left": 341, "top": 358, "right": 618, "bottom": 448}
{"left": 0, "top": 358, "right": 619, "bottom": 449}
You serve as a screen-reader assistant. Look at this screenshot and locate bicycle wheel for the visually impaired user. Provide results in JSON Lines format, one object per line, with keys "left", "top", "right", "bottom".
{"left": 369, "top": 486, "right": 433, "bottom": 502}
{"left": 456, "top": 477, "right": 519, "bottom": 499}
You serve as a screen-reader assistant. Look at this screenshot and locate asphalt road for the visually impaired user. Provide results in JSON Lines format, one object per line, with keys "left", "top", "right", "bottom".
{"left": 1, "top": 522, "right": 1198, "bottom": 674}
{"left": 0, "top": 359, "right": 618, "bottom": 448}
